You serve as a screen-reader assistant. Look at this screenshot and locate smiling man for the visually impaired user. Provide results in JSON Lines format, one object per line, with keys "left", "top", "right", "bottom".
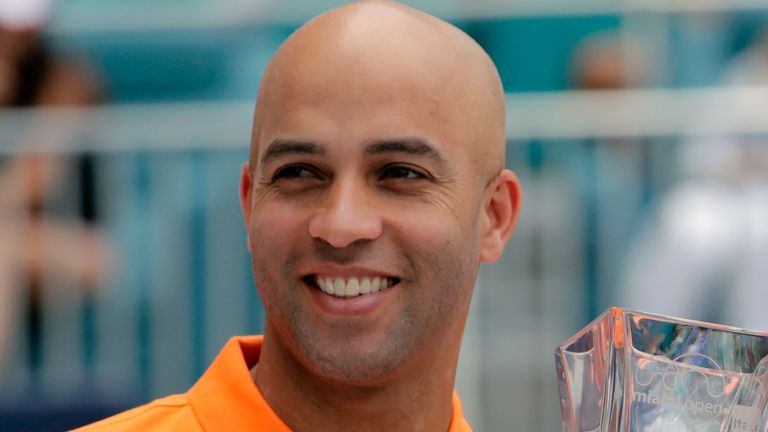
{"left": 76, "top": 1, "right": 520, "bottom": 431}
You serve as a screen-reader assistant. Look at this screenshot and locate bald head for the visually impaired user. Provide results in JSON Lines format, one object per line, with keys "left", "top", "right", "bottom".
{"left": 250, "top": 0, "right": 506, "bottom": 183}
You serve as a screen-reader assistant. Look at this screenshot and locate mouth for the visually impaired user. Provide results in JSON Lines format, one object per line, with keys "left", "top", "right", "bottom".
{"left": 302, "top": 274, "right": 400, "bottom": 298}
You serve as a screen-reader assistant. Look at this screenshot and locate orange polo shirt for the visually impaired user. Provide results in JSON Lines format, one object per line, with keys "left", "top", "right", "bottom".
{"left": 73, "top": 336, "right": 473, "bottom": 431}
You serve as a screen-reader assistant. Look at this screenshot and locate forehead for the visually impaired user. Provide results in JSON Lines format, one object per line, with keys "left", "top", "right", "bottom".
{"left": 255, "top": 53, "right": 472, "bottom": 163}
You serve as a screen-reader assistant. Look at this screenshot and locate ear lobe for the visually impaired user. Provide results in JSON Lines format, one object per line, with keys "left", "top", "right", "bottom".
{"left": 239, "top": 162, "right": 254, "bottom": 254}
{"left": 479, "top": 169, "right": 522, "bottom": 263}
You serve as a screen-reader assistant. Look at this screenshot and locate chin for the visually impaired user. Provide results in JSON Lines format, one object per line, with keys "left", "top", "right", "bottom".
{"left": 312, "top": 356, "right": 402, "bottom": 385}
{"left": 298, "top": 335, "right": 412, "bottom": 385}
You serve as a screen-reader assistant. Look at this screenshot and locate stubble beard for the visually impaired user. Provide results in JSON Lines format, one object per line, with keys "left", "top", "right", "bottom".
{"left": 251, "top": 244, "right": 476, "bottom": 385}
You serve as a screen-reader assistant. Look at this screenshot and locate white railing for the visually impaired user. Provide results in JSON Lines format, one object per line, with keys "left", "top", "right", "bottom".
{"left": 47, "top": 0, "right": 768, "bottom": 34}
{"left": 3, "top": 86, "right": 768, "bottom": 155}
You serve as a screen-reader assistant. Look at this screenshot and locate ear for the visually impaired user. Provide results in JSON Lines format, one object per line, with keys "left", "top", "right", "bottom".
{"left": 479, "top": 169, "right": 522, "bottom": 263}
{"left": 239, "top": 162, "right": 254, "bottom": 254}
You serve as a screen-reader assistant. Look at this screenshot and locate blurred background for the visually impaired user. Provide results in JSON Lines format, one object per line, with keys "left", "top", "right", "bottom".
{"left": 2, "top": 0, "right": 768, "bottom": 430}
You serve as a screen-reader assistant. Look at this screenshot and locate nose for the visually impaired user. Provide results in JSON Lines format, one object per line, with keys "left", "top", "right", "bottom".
{"left": 308, "top": 177, "right": 383, "bottom": 248}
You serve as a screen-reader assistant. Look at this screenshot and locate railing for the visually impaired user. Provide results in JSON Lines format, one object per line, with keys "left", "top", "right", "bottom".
{"left": 47, "top": 0, "right": 768, "bottom": 34}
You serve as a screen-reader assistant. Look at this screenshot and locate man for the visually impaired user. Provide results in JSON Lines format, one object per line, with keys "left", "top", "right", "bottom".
{"left": 76, "top": 1, "right": 521, "bottom": 430}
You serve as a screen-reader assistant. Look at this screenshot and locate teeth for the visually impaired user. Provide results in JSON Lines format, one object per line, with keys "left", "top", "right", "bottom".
{"left": 333, "top": 278, "right": 345, "bottom": 296}
{"left": 359, "top": 278, "right": 371, "bottom": 294}
{"left": 315, "top": 276, "right": 395, "bottom": 298}
{"left": 319, "top": 278, "right": 334, "bottom": 295}
{"left": 346, "top": 278, "right": 360, "bottom": 296}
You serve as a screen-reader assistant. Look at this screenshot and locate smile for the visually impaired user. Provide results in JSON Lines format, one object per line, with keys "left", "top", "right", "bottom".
{"left": 304, "top": 275, "right": 399, "bottom": 298}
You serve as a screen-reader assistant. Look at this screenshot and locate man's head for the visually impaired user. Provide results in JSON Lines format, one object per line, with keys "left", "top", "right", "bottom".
{"left": 240, "top": 0, "right": 520, "bottom": 385}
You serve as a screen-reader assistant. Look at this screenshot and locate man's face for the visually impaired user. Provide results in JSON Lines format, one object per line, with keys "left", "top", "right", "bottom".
{"left": 241, "top": 47, "right": 496, "bottom": 383}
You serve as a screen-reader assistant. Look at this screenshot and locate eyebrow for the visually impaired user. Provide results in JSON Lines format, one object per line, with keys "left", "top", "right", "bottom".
{"left": 260, "top": 136, "right": 447, "bottom": 166}
{"left": 364, "top": 137, "right": 447, "bottom": 163}
{"left": 260, "top": 139, "right": 326, "bottom": 166}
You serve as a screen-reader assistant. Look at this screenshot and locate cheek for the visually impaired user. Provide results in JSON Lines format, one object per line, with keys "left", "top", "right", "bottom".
{"left": 248, "top": 202, "right": 307, "bottom": 253}
{"left": 391, "top": 209, "right": 478, "bottom": 298}
{"left": 399, "top": 222, "right": 478, "bottom": 342}
{"left": 390, "top": 193, "right": 482, "bottom": 292}
{"left": 388, "top": 197, "right": 482, "bottom": 260}
{"left": 247, "top": 203, "right": 309, "bottom": 304}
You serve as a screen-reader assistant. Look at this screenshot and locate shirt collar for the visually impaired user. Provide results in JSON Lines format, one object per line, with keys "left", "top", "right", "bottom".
{"left": 188, "top": 336, "right": 471, "bottom": 431}
{"left": 188, "top": 336, "right": 291, "bottom": 431}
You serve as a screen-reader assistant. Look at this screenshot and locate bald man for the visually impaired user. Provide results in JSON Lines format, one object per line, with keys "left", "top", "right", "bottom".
{"left": 75, "top": 1, "right": 520, "bottom": 431}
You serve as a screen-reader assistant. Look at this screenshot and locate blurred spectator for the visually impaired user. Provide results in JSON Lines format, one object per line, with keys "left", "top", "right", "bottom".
{"left": 567, "top": 32, "right": 653, "bottom": 318}
{"left": 0, "top": 0, "right": 112, "bottom": 373}
{"left": 570, "top": 31, "right": 649, "bottom": 90}
{"left": 619, "top": 28, "right": 768, "bottom": 331}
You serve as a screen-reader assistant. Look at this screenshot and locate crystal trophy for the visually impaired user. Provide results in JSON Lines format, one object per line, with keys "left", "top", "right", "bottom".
{"left": 555, "top": 307, "right": 768, "bottom": 432}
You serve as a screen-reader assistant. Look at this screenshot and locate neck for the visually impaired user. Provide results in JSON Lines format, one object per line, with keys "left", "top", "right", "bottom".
{"left": 252, "top": 326, "right": 461, "bottom": 432}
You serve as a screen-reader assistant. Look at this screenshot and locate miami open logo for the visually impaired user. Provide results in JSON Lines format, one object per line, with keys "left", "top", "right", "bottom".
{"left": 632, "top": 353, "right": 761, "bottom": 431}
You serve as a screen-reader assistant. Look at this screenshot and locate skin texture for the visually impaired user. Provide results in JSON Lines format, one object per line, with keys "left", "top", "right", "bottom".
{"left": 239, "top": 1, "right": 521, "bottom": 431}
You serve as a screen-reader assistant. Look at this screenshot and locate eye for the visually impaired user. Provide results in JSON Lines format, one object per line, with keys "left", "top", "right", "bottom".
{"left": 271, "top": 164, "right": 321, "bottom": 182}
{"left": 379, "top": 164, "right": 428, "bottom": 180}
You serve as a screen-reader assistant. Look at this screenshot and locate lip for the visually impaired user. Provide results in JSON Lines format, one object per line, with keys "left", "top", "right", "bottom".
{"left": 301, "top": 266, "right": 401, "bottom": 316}
{"left": 303, "top": 264, "right": 399, "bottom": 280}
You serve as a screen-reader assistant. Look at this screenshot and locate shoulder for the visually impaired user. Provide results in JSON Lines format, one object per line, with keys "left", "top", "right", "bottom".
{"left": 72, "top": 394, "right": 201, "bottom": 432}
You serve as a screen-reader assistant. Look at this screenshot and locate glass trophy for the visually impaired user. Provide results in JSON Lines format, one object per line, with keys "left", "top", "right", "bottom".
{"left": 555, "top": 307, "right": 768, "bottom": 432}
